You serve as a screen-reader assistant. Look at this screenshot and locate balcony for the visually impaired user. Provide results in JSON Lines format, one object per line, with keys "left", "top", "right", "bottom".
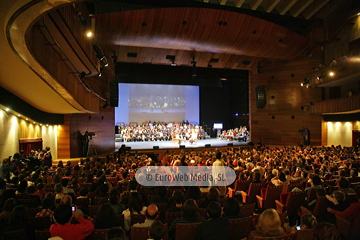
{"left": 307, "top": 58, "right": 360, "bottom": 87}
{"left": 310, "top": 94, "right": 360, "bottom": 114}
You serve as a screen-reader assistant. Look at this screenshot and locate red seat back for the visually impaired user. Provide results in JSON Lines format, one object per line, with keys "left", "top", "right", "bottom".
{"left": 246, "top": 183, "right": 267, "bottom": 204}
{"left": 261, "top": 186, "right": 283, "bottom": 209}
{"left": 228, "top": 217, "right": 252, "bottom": 240}
{"left": 175, "top": 222, "right": 201, "bottom": 240}
{"left": 285, "top": 191, "right": 306, "bottom": 216}
{"left": 240, "top": 203, "right": 255, "bottom": 217}
{"left": 234, "top": 180, "right": 251, "bottom": 192}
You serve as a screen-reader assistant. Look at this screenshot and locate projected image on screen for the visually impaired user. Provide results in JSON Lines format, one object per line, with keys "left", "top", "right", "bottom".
{"left": 115, "top": 84, "right": 199, "bottom": 125}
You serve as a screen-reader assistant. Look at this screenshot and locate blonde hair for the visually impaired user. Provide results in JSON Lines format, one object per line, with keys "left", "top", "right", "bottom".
{"left": 256, "top": 208, "right": 285, "bottom": 237}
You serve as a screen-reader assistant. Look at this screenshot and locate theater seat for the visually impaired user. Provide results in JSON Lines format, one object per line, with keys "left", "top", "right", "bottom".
{"left": 252, "top": 233, "right": 294, "bottom": 240}
{"left": 228, "top": 216, "right": 252, "bottom": 240}
{"left": 176, "top": 222, "right": 201, "bottom": 240}
{"left": 256, "top": 185, "right": 283, "bottom": 209}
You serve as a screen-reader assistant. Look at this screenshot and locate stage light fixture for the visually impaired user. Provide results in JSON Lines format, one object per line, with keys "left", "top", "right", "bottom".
{"left": 17, "top": 114, "right": 20, "bottom": 117}
{"left": 99, "top": 72, "right": 102, "bottom": 77}
{"left": 26, "top": 118, "right": 28, "bottom": 121}
{"left": 86, "top": 30, "right": 93, "bottom": 38}
{"left": 79, "top": 71, "right": 86, "bottom": 78}
{"left": 329, "top": 71, "right": 335, "bottom": 76}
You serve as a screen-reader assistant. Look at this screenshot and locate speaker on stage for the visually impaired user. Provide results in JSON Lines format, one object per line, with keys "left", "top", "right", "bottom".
{"left": 205, "top": 144, "right": 211, "bottom": 147}
{"left": 153, "top": 146, "right": 159, "bottom": 150}
{"left": 179, "top": 145, "right": 185, "bottom": 149}
{"left": 227, "top": 143, "right": 233, "bottom": 146}
{"left": 256, "top": 86, "right": 266, "bottom": 108}
{"left": 110, "top": 82, "right": 119, "bottom": 107}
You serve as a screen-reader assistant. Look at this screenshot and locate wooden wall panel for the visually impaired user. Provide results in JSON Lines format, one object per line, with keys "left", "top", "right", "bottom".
{"left": 57, "top": 115, "right": 70, "bottom": 159}
{"left": 249, "top": 54, "right": 324, "bottom": 146}
{"left": 321, "top": 119, "right": 328, "bottom": 146}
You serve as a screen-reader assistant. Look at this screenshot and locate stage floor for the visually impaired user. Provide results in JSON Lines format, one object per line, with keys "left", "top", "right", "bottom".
{"left": 115, "top": 138, "right": 248, "bottom": 150}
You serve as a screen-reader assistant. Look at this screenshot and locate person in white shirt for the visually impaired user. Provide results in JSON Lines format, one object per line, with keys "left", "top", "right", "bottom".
{"left": 133, "top": 204, "right": 158, "bottom": 227}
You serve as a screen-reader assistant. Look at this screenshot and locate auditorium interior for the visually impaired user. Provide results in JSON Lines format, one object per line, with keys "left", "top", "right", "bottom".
{"left": 1, "top": 0, "right": 360, "bottom": 161}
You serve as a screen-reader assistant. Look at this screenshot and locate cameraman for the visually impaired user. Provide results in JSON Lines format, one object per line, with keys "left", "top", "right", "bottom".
{"left": 82, "top": 131, "right": 89, "bottom": 157}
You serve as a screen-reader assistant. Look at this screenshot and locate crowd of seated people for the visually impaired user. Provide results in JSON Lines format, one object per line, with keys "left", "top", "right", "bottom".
{"left": 220, "top": 126, "right": 249, "bottom": 142}
{"left": 0, "top": 144, "right": 360, "bottom": 239}
{"left": 118, "top": 121, "right": 208, "bottom": 142}
{"left": 128, "top": 95, "right": 186, "bottom": 110}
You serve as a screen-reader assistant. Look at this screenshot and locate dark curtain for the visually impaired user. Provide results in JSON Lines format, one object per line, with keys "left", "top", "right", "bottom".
{"left": 19, "top": 139, "right": 43, "bottom": 157}
{"left": 352, "top": 131, "right": 360, "bottom": 146}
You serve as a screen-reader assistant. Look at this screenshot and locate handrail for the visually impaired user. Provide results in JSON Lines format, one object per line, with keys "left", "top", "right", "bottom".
{"left": 310, "top": 94, "right": 360, "bottom": 114}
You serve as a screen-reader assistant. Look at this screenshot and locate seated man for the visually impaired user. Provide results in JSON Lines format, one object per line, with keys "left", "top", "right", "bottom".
{"left": 61, "top": 195, "right": 85, "bottom": 217}
{"left": 50, "top": 204, "right": 94, "bottom": 240}
{"left": 106, "top": 227, "right": 126, "bottom": 240}
{"left": 149, "top": 220, "right": 165, "bottom": 240}
{"left": 133, "top": 204, "right": 158, "bottom": 227}
{"left": 196, "top": 201, "right": 230, "bottom": 240}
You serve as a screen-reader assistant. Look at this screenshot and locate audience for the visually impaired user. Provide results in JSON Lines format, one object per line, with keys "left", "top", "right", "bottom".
{"left": 149, "top": 220, "right": 166, "bottom": 240}
{"left": 6, "top": 205, "right": 36, "bottom": 239}
{"left": 0, "top": 144, "right": 359, "bottom": 239}
{"left": 106, "top": 227, "right": 126, "bottom": 240}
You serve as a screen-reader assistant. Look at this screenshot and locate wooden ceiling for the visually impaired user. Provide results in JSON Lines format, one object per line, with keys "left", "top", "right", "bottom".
{"left": 91, "top": 1, "right": 346, "bottom": 70}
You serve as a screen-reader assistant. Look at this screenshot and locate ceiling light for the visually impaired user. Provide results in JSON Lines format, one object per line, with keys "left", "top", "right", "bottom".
{"left": 17, "top": 114, "right": 20, "bottom": 117}
{"left": 300, "top": 83, "right": 304, "bottom": 86}
{"left": 40, "top": 124, "right": 42, "bottom": 126}
{"left": 5, "top": 108, "right": 9, "bottom": 111}
{"left": 358, "top": 13, "right": 360, "bottom": 16}
{"left": 86, "top": 30, "right": 93, "bottom": 38}
{"left": 220, "top": 78, "right": 227, "bottom": 81}
{"left": 329, "top": 72, "right": 335, "bottom": 76}
{"left": 26, "top": 118, "right": 28, "bottom": 121}
{"left": 46, "top": 124, "right": 49, "bottom": 126}
{"left": 99, "top": 73, "right": 102, "bottom": 77}
{"left": 33, "top": 122, "right": 35, "bottom": 124}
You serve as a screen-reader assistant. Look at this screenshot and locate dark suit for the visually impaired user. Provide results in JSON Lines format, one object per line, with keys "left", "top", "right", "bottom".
{"left": 196, "top": 216, "right": 229, "bottom": 240}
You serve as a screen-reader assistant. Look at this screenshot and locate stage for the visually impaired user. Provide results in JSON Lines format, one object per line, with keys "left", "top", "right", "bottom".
{"left": 115, "top": 138, "right": 249, "bottom": 151}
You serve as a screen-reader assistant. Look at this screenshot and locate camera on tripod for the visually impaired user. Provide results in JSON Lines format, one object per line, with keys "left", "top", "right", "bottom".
{"left": 88, "top": 132, "right": 96, "bottom": 138}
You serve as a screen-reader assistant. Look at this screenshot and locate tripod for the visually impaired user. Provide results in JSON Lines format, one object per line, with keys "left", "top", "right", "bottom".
{"left": 87, "top": 137, "right": 97, "bottom": 156}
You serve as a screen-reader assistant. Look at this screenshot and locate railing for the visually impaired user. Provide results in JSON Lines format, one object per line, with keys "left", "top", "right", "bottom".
{"left": 310, "top": 94, "right": 360, "bottom": 114}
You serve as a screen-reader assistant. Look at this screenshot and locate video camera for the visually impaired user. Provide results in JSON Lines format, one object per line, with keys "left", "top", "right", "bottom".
{"left": 88, "top": 132, "right": 96, "bottom": 137}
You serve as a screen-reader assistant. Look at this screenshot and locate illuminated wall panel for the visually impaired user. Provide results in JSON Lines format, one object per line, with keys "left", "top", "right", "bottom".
{"left": 327, "top": 122, "right": 353, "bottom": 147}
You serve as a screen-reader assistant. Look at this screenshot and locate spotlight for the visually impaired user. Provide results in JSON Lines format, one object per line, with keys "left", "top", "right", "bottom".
{"left": 358, "top": 13, "right": 360, "bottom": 16}
{"left": 85, "top": 30, "right": 93, "bottom": 38}
{"left": 26, "top": 118, "right": 28, "bottom": 121}
{"left": 329, "top": 72, "right": 335, "bottom": 76}
{"left": 79, "top": 71, "right": 86, "bottom": 78}
{"left": 46, "top": 124, "right": 49, "bottom": 126}
{"left": 98, "top": 73, "right": 102, "bottom": 77}
{"left": 300, "top": 83, "right": 304, "bottom": 87}
{"left": 33, "top": 122, "right": 35, "bottom": 124}
{"left": 5, "top": 108, "right": 9, "bottom": 111}
{"left": 17, "top": 114, "right": 20, "bottom": 117}
{"left": 40, "top": 124, "right": 42, "bottom": 126}
{"left": 102, "top": 102, "right": 109, "bottom": 109}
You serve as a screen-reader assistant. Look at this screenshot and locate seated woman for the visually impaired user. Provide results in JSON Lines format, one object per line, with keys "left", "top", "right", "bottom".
{"left": 249, "top": 208, "right": 285, "bottom": 239}
{"left": 168, "top": 199, "right": 206, "bottom": 239}
{"left": 199, "top": 187, "right": 221, "bottom": 208}
{"left": 222, "top": 197, "right": 247, "bottom": 219}
{"left": 94, "top": 203, "right": 121, "bottom": 229}
{"left": 122, "top": 192, "right": 147, "bottom": 232}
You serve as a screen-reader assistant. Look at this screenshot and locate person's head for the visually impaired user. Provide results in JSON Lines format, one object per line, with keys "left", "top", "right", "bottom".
{"left": 54, "top": 183, "right": 63, "bottom": 194}
{"left": 313, "top": 222, "right": 340, "bottom": 240}
{"left": 253, "top": 171, "right": 261, "bottom": 181}
{"left": 26, "top": 185, "right": 36, "bottom": 194}
{"left": 106, "top": 227, "right": 126, "bottom": 240}
{"left": 316, "top": 188, "right": 326, "bottom": 198}
{"left": 182, "top": 199, "right": 199, "bottom": 221}
{"left": 207, "top": 187, "right": 220, "bottom": 201}
{"left": 9, "top": 205, "right": 29, "bottom": 227}
{"left": 149, "top": 220, "right": 165, "bottom": 240}
{"left": 79, "top": 187, "right": 89, "bottom": 197}
{"left": 0, "top": 180, "right": 6, "bottom": 190}
{"left": 96, "top": 203, "right": 118, "bottom": 222}
{"left": 42, "top": 198, "right": 53, "bottom": 210}
{"left": 120, "top": 191, "right": 130, "bottom": 205}
{"left": 61, "top": 195, "right": 72, "bottom": 205}
{"left": 3, "top": 198, "right": 16, "bottom": 213}
{"left": 216, "top": 151, "right": 222, "bottom": 160}
{"left": 207, "top": 201, "right": 222, "bottom": 219}
{"left": 37, "top": 183, "right": 44, "bottom": 191}
{"left": 156, "top": 186, "right": 167, "bottom": 198}
{"left": 333, "top": 191, "right": 346, "bottom": 203}
{"left": 86, "top": 174, "right": 94, "bottom": 183}
{"left": 128, "top": 192, "right": 143, "bottom": 213}
{"left": 301, "top": 214, "right": 317, "bottom": 229}
{"left": 187, "top": 186, "right": 201, "bottom": 199}
{"left": 146, "top": 204, "right": 159, "bottom": 220}
{"left": 279, "top": 172, "right": 286, "bottom": 182}
{"left": 109, "top": 188, "right": 120, "bottom": 205}
{"left": 173, "top": 191, "right": 185, "bottom": 205}
{"left": 223, "top": 197, "right": 240, "bottom": 217}
{"left": 54, "top": 204, "right": 73, "bottom": 225}
{"left": 61, "top": 178, "right": 69, "bottom": 188}
{"left": 338, "top": 177, "right": 350, "bottom": 189}
{"left": 256, "top": 208, "right": 284, "bottom": 236}
{"left": 312, "top": 175, "right": 322, "bottom": 186}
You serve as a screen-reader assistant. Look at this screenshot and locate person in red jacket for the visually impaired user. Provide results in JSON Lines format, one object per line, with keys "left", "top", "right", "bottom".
{"left": 50, "top": 204, "right": 94, "bottom": 240}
